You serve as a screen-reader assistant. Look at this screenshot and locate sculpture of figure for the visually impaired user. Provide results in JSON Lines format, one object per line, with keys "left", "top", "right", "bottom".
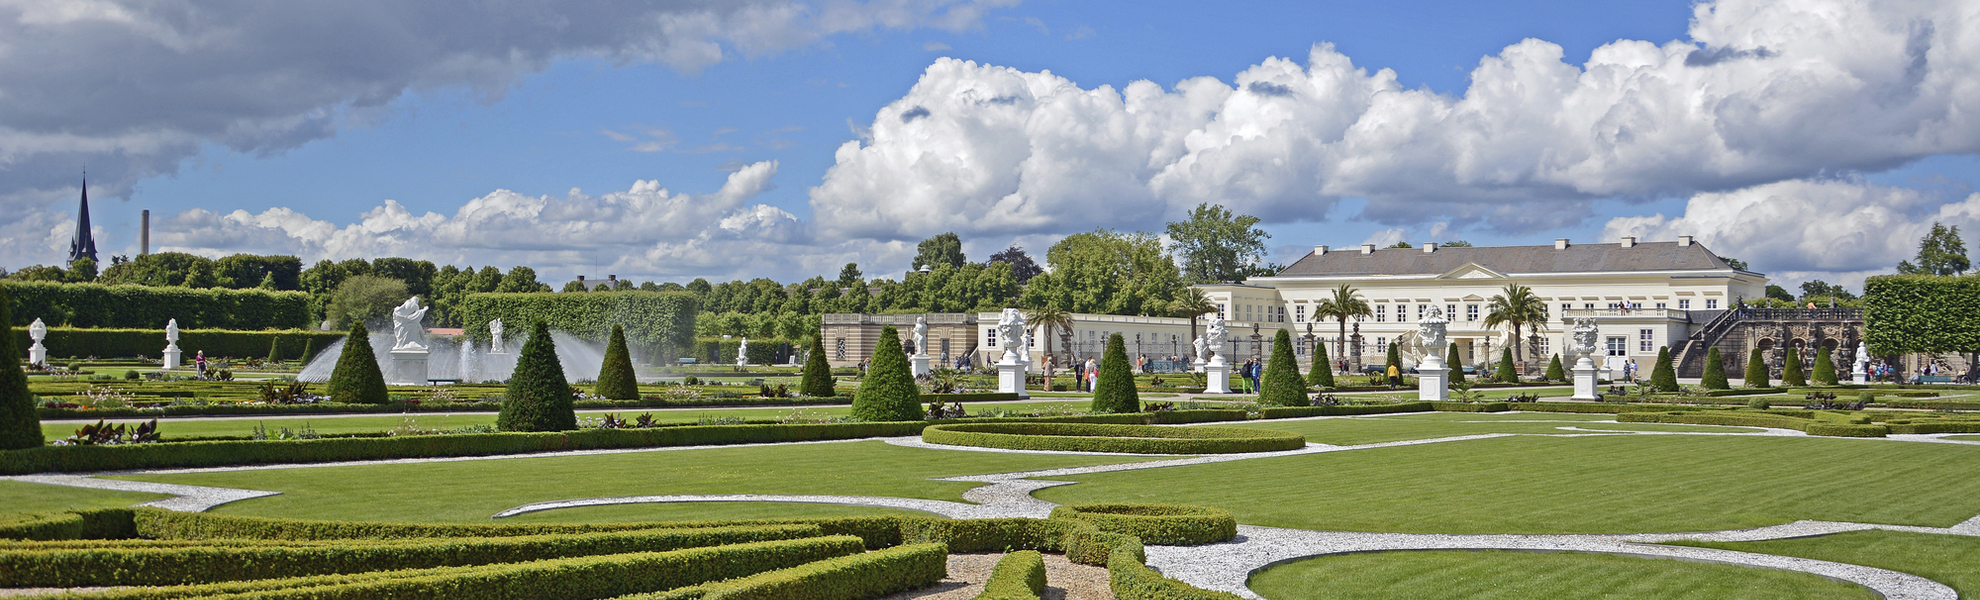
{"left": 1415, "top": 306, "right": 1448, "bottom": 352}
{"left": 1206, "top": 313, "right": 1227, "bottom": 352}
{"left": 391, "top": 297, "right": 429, "bottom": 351}
{"left": 737, "top": 337, "right": 750, "bottom": 366}
{"left": 1854, "top": 342, "right": 1870, "bottom": 372}
{"left": 997, "top": 308, "right": 1024, "bottom": 362}
{"left": 488, "top": 319, "right": 504, "bottom": 353}
{"left": 1018, "top": 328, "right": 1031, "bottom": 365}
{"left": 1570, "top": 317, "right": 1600, "bottom": 361}
{"left": 1193, "top": 335, "right": 1208, "bottom": 362}
{"left": 912, "top": 316, "right": 929, "bottom": 357}
{"left": 165, "top": 319, "right": 180, "bottom": 344}
{"left": 28, "top": 318, "right": 46, "bottom": 343}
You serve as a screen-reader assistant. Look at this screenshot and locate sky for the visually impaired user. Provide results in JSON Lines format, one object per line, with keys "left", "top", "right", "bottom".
{"left": 3, "top": 0, "right": 1978, "bottom": 292}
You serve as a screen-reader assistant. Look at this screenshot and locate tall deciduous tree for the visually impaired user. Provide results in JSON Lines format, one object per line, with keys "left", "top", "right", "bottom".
{"left": 325, "top": 275, "right": 409, "bottom": 329}
{"left": 1165, "top": 203, "right": 1270, "bottom": 284}
{"left": 499, "top": 320, "right": 577, "bottom": 431}
{"left": 987, "top": 245, "right": 1043, "bottom": 283}
{"left": 594, "top": 324, "right": 639, "bottom": 400}
{"left": 1897, "top": 222, "right": 1970, "bottom": 276}
{"left": 912, "top": 232, "right": 967, "bottom": 272}
{"left": 852, "top": 326, "right": 921, "bottom": 421}
{"left": 1484, "top": 283, "right": 1548, "bottom": 365}
{"left": 0, "top": 287, "right": 43, "bottom": 450}
{"left": 1020, "top": 228, "right": 1181, "bottom": 316}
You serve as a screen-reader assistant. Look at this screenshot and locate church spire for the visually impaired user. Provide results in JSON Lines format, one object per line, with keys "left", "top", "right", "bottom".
{"left": 69, "top": 176, "right": 98, "bottom": 266}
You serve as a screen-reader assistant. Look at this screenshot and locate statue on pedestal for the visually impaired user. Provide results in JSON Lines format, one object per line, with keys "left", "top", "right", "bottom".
{"left": 1206, "top": 313, "right": 1227, "bottom": 358}
{"left": 1193, "top": 335, "right": 1207, "bottom": 364}
{"left": 1854, "top": 341, "right": 1870, "bottom": 373}
{"left": 912, "top": 316, "right": 929, "bottom": 357}
{"left": 27, "top": 318, "right": 47, "bottom": 366}
{"left": 997, "top": 309, "right": 1025, "bottom": 363}
{"left": 1415, "top": 307, "right": 1448, "bottom": 354}
{"left": 737, "top": 337, "right": 750, "bottom": 366}
{"left": 488, "top": 319, "right": 504, "bottom": 353}
{"left": 165, "top": 319, "right": 179, "bottom": 346}
{"left": 392, "top": 297, "right": 429, "bottom": 351}
{"left": 1570, "top": 317, "right": 1600, "bottom": 364}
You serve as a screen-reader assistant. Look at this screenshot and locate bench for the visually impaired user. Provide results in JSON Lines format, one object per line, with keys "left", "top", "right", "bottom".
{"left": 427, "top": 378, "right": 461, "bottom": 385}
{"left": 1919, "top": 375, "right": 1954, "bottom": 384}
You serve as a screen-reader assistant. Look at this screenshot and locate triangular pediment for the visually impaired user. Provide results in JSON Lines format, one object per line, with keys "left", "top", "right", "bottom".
{"left": 1438, "top": 263, "right": 1508, "bottom": 280}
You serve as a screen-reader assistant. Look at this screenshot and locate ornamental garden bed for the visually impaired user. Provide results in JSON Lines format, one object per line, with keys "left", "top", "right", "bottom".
{"left": 922, "top": 422, "right": 1305, "bottom": 454}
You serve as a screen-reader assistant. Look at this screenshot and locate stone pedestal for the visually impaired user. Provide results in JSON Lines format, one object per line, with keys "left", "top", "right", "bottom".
{"left": 389, "top": 348, "right": 431, "bottom": 386}
{"left": 1571, "top": 357, "right": 1600, "bottom": 400}
{"left": 163, "top": 346, "right": 182, "bottom": 370}
{"left": 1416, "top": 355, "right": 1449, "bottom": 402}
{"left": 911, "top": 354, "right": 931, "bottom": 377}
{"left": 1204, "top": 357, "right": 1232, "bottom": 394}
{"left": 996, "top": 358, "right": 1029, "bottom": 399}
{"left": 1192, "top": 357, "right": 1206, "bottom": 374}
{"left": 28, "top": 343, "right": 46, "bottom": 367}
{"left": 1852, "top": 366, "right": 1867, "bottom": 385}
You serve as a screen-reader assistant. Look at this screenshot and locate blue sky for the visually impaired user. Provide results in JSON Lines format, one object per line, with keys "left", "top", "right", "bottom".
{"left": 4, "top": 0, "right": 1977, "bottom": 290}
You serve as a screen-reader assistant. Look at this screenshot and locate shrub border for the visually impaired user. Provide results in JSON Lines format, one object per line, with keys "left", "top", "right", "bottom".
{"left": 922, "top": 423, "right": 1306, "bottom": 454}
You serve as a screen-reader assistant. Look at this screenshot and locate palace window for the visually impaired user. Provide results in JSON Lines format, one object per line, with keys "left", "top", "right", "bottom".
{"left": 1678, "top": 299, "right": 1691, "bottom": 310}
{"left": 986, "top": 330, "right": 997, "bottom": 347}
{"left": 1295, "top": 305, "right": 1305, "bottom": 322}
{"left": 1584, "top": 303, "right": 1596, "bottom": 310}
{"left": 1376, "top": 337, "right": 1388, "bottom": 353}
{"left": 1706, "top": 299, "right": 1719, "bottom": 309}
{"left": 1606, "top": 336, "right": 1627, "bottom": 356}
{"left": 1417, "top": 304, "right": 1427, "bottom": 320}
{"left": 1656, "top": 302, "right": 1667, "bottom": 309}
{"left": 1639, "top": 329, "right": 1655, "bottom": 353}
{"left": 1217, "top": 303, "right": 1226, "bottom": 318}
{"left": 1376, "top": 305, "right": 1386, "bottom": 322}
{"left": 1560, "top": 303, "right": 1572, "bottom": 315}
{"left": 1446, "top": 304, "right": 1457, "bottom": 320}
{"left": 1467, "top": 304, "right": 1479, "bottom": 321}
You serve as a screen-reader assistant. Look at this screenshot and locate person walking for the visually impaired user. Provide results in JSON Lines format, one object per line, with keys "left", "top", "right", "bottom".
{"left": 1386, "top": 362, "right": 1400, "bottom": 389}
{"left": 194, "top": 350, "right": 207, "bottom": 376}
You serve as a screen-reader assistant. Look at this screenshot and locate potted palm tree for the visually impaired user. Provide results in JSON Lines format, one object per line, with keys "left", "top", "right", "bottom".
{"left": 1313, "top": 283, "right": 1372, "bottom": 370}
{"left": 1484, "top": 283, "right": 1549, "bottom": 375}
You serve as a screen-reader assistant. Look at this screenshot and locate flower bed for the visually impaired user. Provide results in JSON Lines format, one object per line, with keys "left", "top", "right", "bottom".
{"left": 922, "top": 422, "right": 1305, "bottom": 454}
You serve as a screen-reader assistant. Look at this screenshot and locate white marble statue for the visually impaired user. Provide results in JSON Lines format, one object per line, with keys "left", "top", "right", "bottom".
{"left": 1854, "top": 341, "right": 1870, "bottom": 372}
{"left": 1193, "top": 335, "right": 1208, "bottom": 363}
{"left": 165, "top": 319, "right": 179, "bottom": 344}
{"left": 1570, "top": 317, "right": 1600, "bottom": 362}
{"left": 997, "top": 308, "right": 1024, "bottom": 363}
{"left": 27, "top": 318, "right": 47, "bottom": 366}
{"left": 488, "top": 319, "right": 504, "bottom": 353}
{"left": 1415, "top": 306, "right": 1448, "bottom": 353}
{"left": 1018, "top": 327, "right": 1032, "bottom": 365}
{"left": 912, "top": 316, "right": 929, "bottom": 357}
{"left": 737, "top": 337, "right": 750, "bottom": 366}
{"left": 1206, "top": 313, "right": 1227, "bottom": 353}
{"left": 391, "top": 297, "right": 429, "bottom": 351}
{"left": 28, "top": 318, "right": 46, "bottom": 344}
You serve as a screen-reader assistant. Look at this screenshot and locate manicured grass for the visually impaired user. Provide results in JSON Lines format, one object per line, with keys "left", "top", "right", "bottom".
{"left": 1566, "top": 423, "right": 1764, "bottom": 434}
{"left": 1669, "top": 530, "right": 1980, "bottom": 597}
{"left": 1247, "top": 549, "right": 1877, "bottom": 600}
{"left": 113, "top": 440, "right": 1158, "bottom": 522}
{"left": 1034, "top": 434, "right": 1980, "bottom": 534}
{"left": 1946, "top": 434, "right": 1980, "bottom": 441}
{"left": 0, "top": 480, "right": 166, "bottom": 517}
{"left": 499, "top": 502, "right": 942, "bottom": 523}
{"left": 1240, "top": 415, "right": 1622, "bottom": 445}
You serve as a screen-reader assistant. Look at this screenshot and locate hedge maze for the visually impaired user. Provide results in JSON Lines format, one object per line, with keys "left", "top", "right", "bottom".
{"left": 0, "top": 504, "right": 1242, "bottom": 600}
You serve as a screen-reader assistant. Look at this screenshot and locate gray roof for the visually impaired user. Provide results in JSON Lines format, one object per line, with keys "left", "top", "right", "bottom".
{"left": 1272, "top": 241, "right": 1738, "bottom": 278}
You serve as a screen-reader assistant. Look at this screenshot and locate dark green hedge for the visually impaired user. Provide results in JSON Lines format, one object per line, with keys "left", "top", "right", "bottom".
{"left": 459, "top": 291, "right": 697, "bottom": 359}
{"left": 973, "top": 550, "right": 1046, "bottom": 600}
{"left": 13, "top": 327, "right": 344, "bottom": 360}
{"left": 1259, "top": 402, "right": 1433, "bottom": 419}
{"left": 1048, "top": 504, "right": 1237, "bottom": 546}
{"left": 0, "top": 524, "right": 823, "bottom": 587}
{"left": 1863, "top": 274, "right": 1980, "bottom": 355}
{"left": 635, "top": 542, "right": 947, "bottom": 600}
{"left": 1108, "top": 541, "right": 1245, "bottom": 600}
{"left": 1885, "top": 421, "right": 1980, "bottom": 434}
{"left": 1804, "top": 423, "right": 1890, "bottom": 438}
{"left": 1616, "top": 411, "right": 1815, "bottom": 430}
{"left": 1429, "top": 401, "right": 1510, "bottom": 412}
{"left": 2, "top": 281, "right": 309, "bottom": 330}
{"left": 689, "top": 337, "right": 795, "bottom": 366}
{"left": 922, "top": 423, "right": 1304, "bottom": 454}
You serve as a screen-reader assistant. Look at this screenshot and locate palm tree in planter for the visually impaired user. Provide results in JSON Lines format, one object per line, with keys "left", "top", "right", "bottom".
{"left": 1169, "top": 288, "right": 1218, "bottom": 357}
{"left": 1484, "top": 283, "right": 1549, "bottom": 371}
{"left": 1313, "top": 283, "right": 1372, "bottom": 363}
{"left": 1025, "top": 305, "right": 1075, "bottom": 375}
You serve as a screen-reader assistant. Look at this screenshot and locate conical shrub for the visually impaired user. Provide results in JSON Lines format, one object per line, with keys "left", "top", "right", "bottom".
{"left": 1091, "top": 333, "right": 1142, "bottom": 413}
{"left": 801, "top": 334, "right": 836, "bottom": 397}
{"left": 1307, "top": 341, "right": 1334, "bottom": 388}
{"left": 1745, "top": 347, "right": 1770, "bottom": 388}
{"left": 1386, "top": 342, "right": 1402, "bottom": 376}
{"left": 498, "top": 321, "right": 576, "bottom": 431}
{"left": 1651, "top": 347, "right": 1679, "bottom": 392}
{"left": 0, "top": 287, "right": 43, "bottom": 450}
{"left": 1782, "top": 349, "right": 1806, "bottom": 387}
{"left": 1812, "top": 346, "right": 1838, "bottom": 385}
{"left": 327, "top": 322, "right": 388, "bottom": 405}
{"left": 1702, "top": 347, "right": 1730, "bottom": 389}
{"left": 1495, "top": 348, "right": 1517, "bottom": 383}
{"left": 1259, "top": 330, "right": 1308, "bottom": 407}
{"left": 1545, "top": 354, "right": 1565, "bottom": 382}
{"left": 267, "top": 337, "right": 281, "bottom": 364}
{"left": 594, "top": 324, "right": 639, "bottom": 400}
{"left": 1446, "top": 342, "right": 1468, "bottom": 383}
{"left": 852, "top": 326, "right": 920, "bottom": 421}
{"left": 300, "top": 338, "right": 315, "bottom": 364}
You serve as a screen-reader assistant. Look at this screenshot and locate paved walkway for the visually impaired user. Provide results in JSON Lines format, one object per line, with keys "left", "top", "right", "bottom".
{"left": 9, "top": 413, "right": 1979, "bottom": 599}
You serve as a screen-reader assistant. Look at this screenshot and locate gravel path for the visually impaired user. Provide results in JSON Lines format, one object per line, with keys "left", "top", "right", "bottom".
{"left": 873, "top": 553, "right": 1113, "bottom": 600}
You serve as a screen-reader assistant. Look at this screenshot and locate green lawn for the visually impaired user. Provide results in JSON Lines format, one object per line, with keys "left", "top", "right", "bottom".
{"left": 499, "top": 502, "right": 941, "bottom": 523}
{"left": 1236, "top": 413, "right": 1698, "bottom": 445}
{"left": 112, "top": 440, "right": 1157, "bottom": 522}
{"left": 1033, "top": 434, "right": 1980, "bottom": 534}
{"left": 1247, "top": 549, "right": 1877, "bottom": 600}
{"left": 1946, "top": 434, "right": 1980, "bottom": 441}
{"left": 0, "top": 480, "right": 166, "bottom": 517}
{"left": 1669, "top": 530, "right": 1980, "bottom": 597}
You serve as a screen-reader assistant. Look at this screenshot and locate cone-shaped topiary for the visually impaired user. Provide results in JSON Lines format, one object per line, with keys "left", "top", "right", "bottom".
{"left": 594, "top": 324, "right": 639, "bottom": 400}
{"left": 1745, "top": 347, "right": 1770, "bottom": 388}
{"left": 852, "top": 326, "right": 920, "bottom": 421}
{"left": 1385, "top": 342, "right": 1402, "bottom": 377}
{"left": 1090, "top": 333, "right": 1142, "bottom": 413}
{"left": 267, "top": 337, "right": 281, "bottom": 364}
{"left": 1259, "top": 330, "right": 1309, "bottom": 406}
{"left": 0, "top": 287, "right": 44, "bottom": 450}
{"left": 1812, "top": 346, "right": 1838, "bottom": 385}
{"left": 1651, "top": 346, "right": 1679, "bottom": 392}
{"left": 498, "top": 321, "right": 577, "bottom": 431}
{"left": 300, "top": 338, "right": 315, "bottom": 364}
{"left": 1782, "top": 349, "right": 1806, "bottom": 387}
{"left": 327, "top": 322, "right": 388, "bottom": 405}
{"left": 1495, "top": 348, "right": 1517, "bottom": 383}
{"left": 1448, "top": 342, "right": 1468, "bottom": 383}
{"left": 1307, "top": 340, "right": 1334, "bottom": 388}
{"left": 801, "top": 334, "right": 836, "bottom": 397}
{"left": 1545, "top": 353, "right": 1565, "bottom": 382}
{"left": 1702, "top": 347, "right": 1730, "bottom": 389}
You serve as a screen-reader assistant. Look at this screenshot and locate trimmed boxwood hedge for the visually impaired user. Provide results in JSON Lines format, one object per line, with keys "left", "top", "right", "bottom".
{"left": 634, "top": 542, "right": 947, "bottom": 600}
{"left": 972, "top": 550, "right": 1046, "bottom": 600}
{"left": 0, "top": 524, "right": 825, "bottom": 587}
{"left": 922, "top": 422, "right": 1305, "bottom": 454}
{"left": 1259, "top": 402, "right": 1433, "bottom": 419}
{"left": 2, "top": 281, "right": 310, "bottom": 331}
{"left": 1429, "top": 401, "right": 1510, "bottom": 412}
{"left": 1804, "top": 423, "right": 1890, "bottom": 437}
{"left": 1616, "top": 410, "right": 1890, "bottom": 437}
{"left": 1048, "top": 504, "right": 1237, "bottom": 546}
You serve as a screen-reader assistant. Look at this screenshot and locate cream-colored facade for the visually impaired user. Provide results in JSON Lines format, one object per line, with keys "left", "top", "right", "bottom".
{"left": 971, "top": 312, "right": 1288, "bottom": 371}
{"left": 1212, "top": 236, "right": 1768, "bottom": 375}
